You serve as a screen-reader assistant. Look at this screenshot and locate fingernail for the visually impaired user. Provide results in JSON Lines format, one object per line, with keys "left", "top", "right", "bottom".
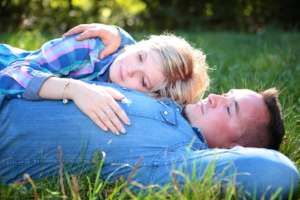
{"left": 121, "top": 127, "right": 126, "bottom": 134}
{"left": 115, "top": 131, "right": 120, "bottom": 135}
{"left": 126, "top": 120, "right": 131, "bottom": 125}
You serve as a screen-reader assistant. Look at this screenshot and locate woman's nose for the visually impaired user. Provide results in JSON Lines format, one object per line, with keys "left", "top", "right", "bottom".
{"left": 126, "top": 66, "right": 138, "bottom": 78}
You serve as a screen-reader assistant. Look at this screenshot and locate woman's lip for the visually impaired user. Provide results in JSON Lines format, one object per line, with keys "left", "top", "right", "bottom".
{"left": 119, "top": 65, "right": 124, "bottom": 81}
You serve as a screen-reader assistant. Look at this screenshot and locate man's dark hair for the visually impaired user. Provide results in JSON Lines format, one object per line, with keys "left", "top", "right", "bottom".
{"left": 236, "top": 88, "right": 285, "bottom": 150}
{"left": 260, "top": 88, "right": 285, "bottom": 150}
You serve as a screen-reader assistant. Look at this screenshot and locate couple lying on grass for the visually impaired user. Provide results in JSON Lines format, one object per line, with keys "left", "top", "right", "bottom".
{"left": 0, "top": 24, "right": 299, "bottom": 199}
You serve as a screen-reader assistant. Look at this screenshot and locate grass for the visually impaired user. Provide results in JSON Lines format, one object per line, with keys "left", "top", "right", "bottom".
{"left": 0, "top": 30, "right": 299, "bottom": 199}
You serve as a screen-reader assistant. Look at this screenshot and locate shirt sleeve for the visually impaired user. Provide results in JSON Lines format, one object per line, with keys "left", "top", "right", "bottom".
{"left": 0, "top": 35, "right": 102, "bottom": 100}
{"left": 116, "top": 26, "right": 136, "bottom": 47}
{"left": 0, "top": 27, "right": 135, "bottom": 100}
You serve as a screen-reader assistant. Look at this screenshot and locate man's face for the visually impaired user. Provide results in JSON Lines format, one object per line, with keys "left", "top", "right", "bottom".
{"left": 109, "top": 46, "right": 165, "bottom": 92}
{"left": 184, "top": 89, "right": 269, "bottom": 148}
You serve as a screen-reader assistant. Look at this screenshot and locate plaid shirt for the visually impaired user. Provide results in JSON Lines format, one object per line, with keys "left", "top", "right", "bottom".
{"left": 0, "top": 28, "right": 135, "bottom": 100}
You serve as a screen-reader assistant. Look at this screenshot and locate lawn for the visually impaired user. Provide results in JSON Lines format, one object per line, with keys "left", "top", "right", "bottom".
{"left": 0, "top": 30, "right": 299, "bottom": 199}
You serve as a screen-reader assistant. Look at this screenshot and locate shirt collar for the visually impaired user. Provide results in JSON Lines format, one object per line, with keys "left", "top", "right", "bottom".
{"left": 96, "top": 50, "right": 121, "bottom": 78}
{"left": 160, "top": 98, "right": 183, "bottom": 113}
{"left": 192, "top": 127, "right": 208, "bottom": 146}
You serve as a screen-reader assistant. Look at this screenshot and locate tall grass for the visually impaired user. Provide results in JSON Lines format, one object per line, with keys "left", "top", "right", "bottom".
{"left": 0, "top": 30, "right": 299, "bottom": 199}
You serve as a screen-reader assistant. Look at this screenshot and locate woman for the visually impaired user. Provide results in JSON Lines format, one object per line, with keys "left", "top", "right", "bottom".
{"left": 0, "top": 24, "right": 209, "bottom": 134}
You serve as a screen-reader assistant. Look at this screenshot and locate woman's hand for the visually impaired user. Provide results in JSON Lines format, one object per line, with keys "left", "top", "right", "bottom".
{"left": 63, "top": 23, "right": 121, "bottom": 59}
{"left": 66, "top": 80, "right": 130, "bottom": 135}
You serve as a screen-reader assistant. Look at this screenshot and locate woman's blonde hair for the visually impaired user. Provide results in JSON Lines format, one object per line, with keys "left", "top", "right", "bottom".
{"left": 129, "top": 34, "right": 209, "bottom": 105}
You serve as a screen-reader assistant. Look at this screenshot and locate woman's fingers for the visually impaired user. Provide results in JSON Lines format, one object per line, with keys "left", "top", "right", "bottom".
{"left": 63, "top": 24, "right": 88, "bottom": 37}
{"left": 104, "top": 86, "right": 125, "bottom": 100}
{"left": 102, "top": 107, "right": 126, "bottom": 134}
{"left": 76, "top": 30, "right": 96, "bottom": 41}
{"left": 109, "top": 100, "right": 130, "bottom": 125}
{"left": 96, "top": 109, "right": 120, "bottom": 135}
{"left": 89, "top": 112, "right": 108, "bottom": 132}
{"left": 86, "top": 106, "right": 123, "bottom": 135}
{"left": 98, "top": 95, "right": 128, "bottom": 134}
{"left": 102, "top": 87, "right": 130, "bottom": 125}
{"left": 72, "top": 82, "right": 129, "bottom": 135}
{"left": 91, "top": 90, "right": 128, "bottom": 134}
{"left": 100, "top": 43, "right": 119, "bottom": 59}
{"left": 63, "top": 23, "right": 121, "bottom": 59}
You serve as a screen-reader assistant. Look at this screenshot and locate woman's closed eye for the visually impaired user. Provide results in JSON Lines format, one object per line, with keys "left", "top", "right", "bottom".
{"left": 141, "top": 76, "right": 148, "bottom": 89}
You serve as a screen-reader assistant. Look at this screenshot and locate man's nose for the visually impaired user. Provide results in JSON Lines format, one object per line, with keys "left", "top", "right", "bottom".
{"left": 207, "top": 93, "right": 227, "bottom": 108}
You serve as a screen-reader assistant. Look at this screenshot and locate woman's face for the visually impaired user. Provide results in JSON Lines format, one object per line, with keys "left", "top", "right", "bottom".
{"left": 109, "top": 47, "right": 165, "bottom": 92}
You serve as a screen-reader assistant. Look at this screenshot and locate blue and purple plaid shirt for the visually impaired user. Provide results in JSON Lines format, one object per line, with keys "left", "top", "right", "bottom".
{"left": 0, "top": 28, "right": 135, "bottom": 100}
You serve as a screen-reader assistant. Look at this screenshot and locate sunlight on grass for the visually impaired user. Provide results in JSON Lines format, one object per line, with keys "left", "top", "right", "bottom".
{"left": 0, "top": 31, "right": 59, "bottom": 50}
{"left": 0, "top": 158, "right": 286, "bottom": 199}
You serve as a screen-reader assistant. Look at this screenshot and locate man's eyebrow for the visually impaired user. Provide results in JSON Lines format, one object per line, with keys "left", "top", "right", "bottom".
{"left": 234, "top": 99, "right": 239, "bottom": 114}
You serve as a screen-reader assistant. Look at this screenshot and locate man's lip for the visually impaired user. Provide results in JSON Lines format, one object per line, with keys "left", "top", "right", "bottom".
{"left": 200, "top": 102, "right": 204, "bottom": 115}
{"left": 197, "top": 102, "right": 204, "bottom": 115}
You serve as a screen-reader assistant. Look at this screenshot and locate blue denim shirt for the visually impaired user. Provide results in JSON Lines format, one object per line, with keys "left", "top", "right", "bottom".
{"left": 0, "top": 83, "right": 207, "bottom": 180}
{"left": 0, "top": 83, "right": 298, "bottom": 199}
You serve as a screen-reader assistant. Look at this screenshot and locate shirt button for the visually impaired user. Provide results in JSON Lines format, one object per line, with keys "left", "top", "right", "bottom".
{"left": 152, "top": 161, "right": 159, "bottom": 167}
{"left": 121, "top": 98, "right": 132, "bottom": 105}
{"left": 17, "top": 94, "right": 21, "bottom": 98}
{"left": 163, "top": 111, "right": 168, "bottom": 115}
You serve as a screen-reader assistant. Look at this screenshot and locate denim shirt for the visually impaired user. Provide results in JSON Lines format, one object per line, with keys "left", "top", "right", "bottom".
{"left": 0, "top": 82, "right": 207, "bottom": 183}
{"left": 0, "top": 83, "right": 299, "bottom": 199}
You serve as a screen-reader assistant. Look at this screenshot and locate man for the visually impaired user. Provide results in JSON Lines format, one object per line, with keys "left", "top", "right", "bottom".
{"left": 0, "top": 83, "right": 298, "bottom": 199}
{"left": 184, "top": 88, "right": 284, "bottom": 149}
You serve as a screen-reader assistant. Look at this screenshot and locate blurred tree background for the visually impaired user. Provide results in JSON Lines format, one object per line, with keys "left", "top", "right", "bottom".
{"left": 0, "top": 0, "right": 299, "bottom": 33}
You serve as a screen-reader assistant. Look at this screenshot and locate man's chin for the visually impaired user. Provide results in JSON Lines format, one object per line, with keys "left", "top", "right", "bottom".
{"left": 183, "top": 105, "right": 198, "bottom": 123}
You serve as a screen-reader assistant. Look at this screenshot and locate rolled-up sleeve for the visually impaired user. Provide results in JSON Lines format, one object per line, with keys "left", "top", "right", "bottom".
{"left": 116, "top": 26, "right": 136, "bottom": 48}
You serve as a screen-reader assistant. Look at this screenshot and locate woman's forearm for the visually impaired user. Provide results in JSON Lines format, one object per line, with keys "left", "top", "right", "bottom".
{"left": 38, "top": 77, "right": 79, "bottom": 100}
{"left": 39, "top": 76, "right": 129, "bottom": 134}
